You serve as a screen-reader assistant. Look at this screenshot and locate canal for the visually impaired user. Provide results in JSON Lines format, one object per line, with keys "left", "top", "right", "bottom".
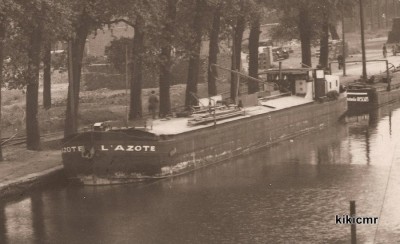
{"left": 1, "top": 105, "right": 400, "bottom": 243}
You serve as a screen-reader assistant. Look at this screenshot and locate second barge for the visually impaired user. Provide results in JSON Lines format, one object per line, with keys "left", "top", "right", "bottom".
{"left": 346, "top": 65, "right": 400, "bottom": 113}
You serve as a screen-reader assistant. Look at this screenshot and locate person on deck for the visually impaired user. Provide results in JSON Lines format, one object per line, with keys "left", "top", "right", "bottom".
{"left": 148, "top": 90, "right": 159, "bottom": 119}
{"left": 337, "top": 54, "right": 344, "bottom": 70}
{"left": 383, "top": 43, "right": 387, "bottom": 58}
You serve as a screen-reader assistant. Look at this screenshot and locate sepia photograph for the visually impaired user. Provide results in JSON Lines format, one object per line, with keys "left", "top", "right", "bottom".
{"left": 0, "top": 0, "right": 400, "bottom": 243}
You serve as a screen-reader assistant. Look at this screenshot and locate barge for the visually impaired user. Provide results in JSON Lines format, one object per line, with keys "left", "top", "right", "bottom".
{"left": 62, "top": 68, "right": 347, "bottom": 185}
{"left": 346, "top": 71, "right": 400, "bottom": 113}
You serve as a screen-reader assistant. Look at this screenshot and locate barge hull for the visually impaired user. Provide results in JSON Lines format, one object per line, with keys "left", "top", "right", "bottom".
{"left": 347, "top": 86, "right": 400, "bottom": 113}
{"left": 62, "top": 97, "right": 347, "bottom": 185}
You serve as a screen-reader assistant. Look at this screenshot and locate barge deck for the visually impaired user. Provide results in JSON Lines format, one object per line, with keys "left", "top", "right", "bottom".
{"left": 62, "top": 68, "right": 348, "bottom": 185}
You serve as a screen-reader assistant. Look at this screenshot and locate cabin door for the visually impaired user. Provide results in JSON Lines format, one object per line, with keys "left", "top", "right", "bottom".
{"left": 314, "top": 79, "right": 326, "bottom": 99}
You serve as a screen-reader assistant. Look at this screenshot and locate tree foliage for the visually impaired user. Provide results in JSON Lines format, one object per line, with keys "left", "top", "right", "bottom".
{"left": 271, "top": 0, "right": 357, "bottom": 67}
{"left": 64, "top": 0, "right": 122, "bottom": 136}
{"left": 105, "top": 37, "right": 132, "bottom": 73}
{"left": 0, "top": 0, "right": 359, "bottom": 152}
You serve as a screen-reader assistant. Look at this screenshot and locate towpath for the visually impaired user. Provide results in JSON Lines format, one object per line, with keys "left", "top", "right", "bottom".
{"left": 0, "top": 147, "right": 63, "bottom": 199}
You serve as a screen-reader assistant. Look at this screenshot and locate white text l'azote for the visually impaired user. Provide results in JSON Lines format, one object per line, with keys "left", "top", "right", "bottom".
{"left": 62, "top": 145, "right": 156, "bottom": 153}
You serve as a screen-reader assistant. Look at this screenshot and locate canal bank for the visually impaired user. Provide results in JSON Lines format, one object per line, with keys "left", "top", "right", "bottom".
{"left": 0, "top": 149, "right": 64, "bottom": 199}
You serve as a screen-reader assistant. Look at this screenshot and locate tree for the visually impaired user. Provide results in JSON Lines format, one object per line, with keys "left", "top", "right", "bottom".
{"left": 247, "top": 3, "right": 261, "bottom": 94}
{"left": 64, "top": 8, "right": 96, "bottom": 137}
{"left": 271, "top": 0, "right": 322, "bottom": 67}
{"left": 272, "top": 0, "right": 357, "bottom": 68}
{"left": 42, "top": 1, "right": 53, "bottom": 110}
{"left": 42, "top": 39, "right": 52, "bottom": 110}
{"left": 298, "top": 4, "right": 313, "bottom": 67}
{"left": 159, "top": 0, "right": 177, "bottom": 117}
{"left": 1, "top": 0, "right": 48, "bottom": 150}
{"left": 207, "top": 2, "right": 222, "bottom": 97}
{"left": 0, "top": 14, "right": 5, "bottom": 160}
{"left": 329, "top": 23, "right": 340, "bottom": 40}
{"left": 64, "top": 0, "right": 117, "bottom": 136}
{"left": 318, "top": 0, "right": 330, "bottom": 69}
{"left": 129, "top": 16, "right": 145, "bottom": 120}
{"left": 318, "top": 0, "right": 354, "bottom": 68}
{"left": 229, "top": 0, "right": 247, "bottom": 101}
{"left": 185, "top": 0, "right": 206, "bottom": 108}
{"left": 13, "top": 0, "right": 46, "bottom": 150}
{"left": 105, "top": 0, "right": 164, "bottom": 120}
{"left": 14, "top": 0, "right": 73, "bottom": 149}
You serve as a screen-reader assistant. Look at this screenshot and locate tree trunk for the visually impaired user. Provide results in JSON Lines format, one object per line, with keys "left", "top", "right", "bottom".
{"left": 43, "top": 39, "right": 51, "bottom": 109}
{"left": 234, "top": 17, "right": 245, "bottom": 72}
{"left": 230, "top": 33, "right": 237, "bottom": 101}
{"left": 370, "top": 0, "right": 374, "bottom": 30}
{"left": 159, "top": 0, "right": 177, "bottom": 117}
{"left": 159, "top": 47, "right": 171, "bottom": 117}
{"left": 299, "top": 7, "right": 312, "bottom": 67}
{"left": 319, "top": 14, "right": 330, "bottom": 69}
{"left": 129, "top": 17, "right": 145, "bottom": 120}
{"left": 329, "top": 23, "right": 340, "bottom": 40}
{"left": 377, "top": 0, "right": 381, "bottom": 28}
{"left": 185, "top": 0, "right": 203, "bottom": 108}
{"left": 248, "top": 16, "right": 260, "bottom": 94}
{"left": 207, "top": 5, "right": 221, "bottom": 97}
{"left": 26, "top": 18, "right": 43, "bottom": 150}
{"left": 0, "top": 19, "right": 5, "bottom": 160}
{"left": 230, "top": 14, "right": 245, "bottom": 101}
{"left": 386, "top": 0, "right": 389, "bottom": 28}
{"left": 64, "top": 16, "right": 90, "bottom": 137}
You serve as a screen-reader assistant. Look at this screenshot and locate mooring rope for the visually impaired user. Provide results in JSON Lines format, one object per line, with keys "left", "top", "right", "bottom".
{"left": 373, "top": 142, "right": 398, "bottom": 244}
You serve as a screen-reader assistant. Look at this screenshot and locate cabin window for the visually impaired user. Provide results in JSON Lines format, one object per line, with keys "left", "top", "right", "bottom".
{"left": 336, "top": 80, "right": 338, "bottom": 87}
{"left": 329, "top": 83, "right": 332, "bottom": 89}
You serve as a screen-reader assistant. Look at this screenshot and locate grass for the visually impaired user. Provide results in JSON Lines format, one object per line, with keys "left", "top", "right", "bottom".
{"left": 0, "top": 64, "right": 235, "bottom": 138}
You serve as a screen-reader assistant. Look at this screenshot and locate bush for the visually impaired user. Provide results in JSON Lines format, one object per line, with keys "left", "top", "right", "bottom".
{"left": 347, "top": 47, "right": 360, "bottom": 55}
{"left": 83, "top": 56, "right": 209, "bottom": 91}
{"left": 83, "top": 72, "right": 127, "bottom": 91}
{"left": 105, "top": 37, "right": 132, "bottom": 73}
{"left": 103, "top": 37, "right": 208, "bottom": 89}
{"left": 86, "top": 64, "right": 119, "bottom": 74}
{"left": 51, "top": 51, "right": 67, "bottom": 71}
{"left": 326, "top": 90, "right": 339, "bottom": 100}
{"left": 83, "top": 55, "right": 108, "bottom": 67}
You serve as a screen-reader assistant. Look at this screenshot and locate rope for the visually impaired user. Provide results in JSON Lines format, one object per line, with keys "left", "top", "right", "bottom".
{"left": 373, "top": 142, "right": 398, "bottom": 243}
{"left": 60, "top": 133, "right": 84, "bottom": 147}
{"left": 0, "top": 132, "right": 20, "bottom": 146}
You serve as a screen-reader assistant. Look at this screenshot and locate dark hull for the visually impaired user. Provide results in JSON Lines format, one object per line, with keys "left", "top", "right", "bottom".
{"left": 62, "top": 97, "right": 347, "bottom": 185}
{"left": 347, "top": 84, "right": 400, "bottom": 113}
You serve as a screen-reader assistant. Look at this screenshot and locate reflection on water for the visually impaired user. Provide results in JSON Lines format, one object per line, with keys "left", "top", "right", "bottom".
{"left": 31, "top": 193, "right": 46, "bottom": 244}
{"left": 2, "top": 105, "right": 400, "bottom": 243}
{"left": 3, "top": 198, "right": 33, "bottom": 243}
{"left": 0, "top": 203, "right": 7, "bottom": 244}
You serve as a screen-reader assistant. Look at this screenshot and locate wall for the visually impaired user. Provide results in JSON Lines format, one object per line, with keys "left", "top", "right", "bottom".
{"left": 86, "top": 23, "right": 134, "bottom": 57}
